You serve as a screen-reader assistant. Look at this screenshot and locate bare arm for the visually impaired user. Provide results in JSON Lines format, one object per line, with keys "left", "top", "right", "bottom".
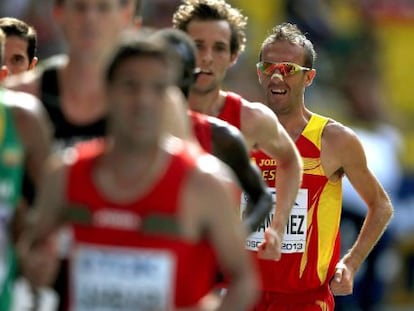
{"left": 17, "top": 151, "right": 71, "bottom": 288}
{"left": 241, "top": 101, "right": 303, "bottom": 259}
{"left": 211, "top": 120, "right": 272, "bottom": 233}
{"left": 326, "top": 125, "right": 394, "bottom": 295}
{"left": 7, "top": 90, "right": 52, "bottom": 244}
{"left": 181, "top": 155, "right": 258, "bottom": 310}
{"left": 10, "top": 91, "right": 52, "bottom": 188}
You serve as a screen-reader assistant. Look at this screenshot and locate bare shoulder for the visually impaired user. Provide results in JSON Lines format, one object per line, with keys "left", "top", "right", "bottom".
{"left": 193, "top": 153, "right": 236, "bottom": 186}
{"left": 241, "top": 97, "right": 278, "bottom": 121}
{"left": 323, "top": 119, "right": 361, "bottom": 149}
{"left": 2, "top": 88, "right": 50, "bottom": 128}
{"left": 180, "top": 151, "right": 239, "bottom": 239}
{"left": 185, "top": 152, "right": 238, "bottom": 205}
{"left": 164, "top": 137, "right": 236, "bottom": 192}
{"left": 166, "top": 85, "right": 186, "bottom": 103}
{"left": 321, "top": 118, "right": 365, "bottom": 178}
{"left": 239, "top": 98, "right": 280, "bottom": 148}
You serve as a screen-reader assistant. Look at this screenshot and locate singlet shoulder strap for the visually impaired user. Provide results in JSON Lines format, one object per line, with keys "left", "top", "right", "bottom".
{"left": 40, "top": 66, "right": 60, "bottom": 108}
{"left": 219, "top": 91, "right": 242, "bottom": 129}
{"left": 302, "top": 113, "right": 329, "bottom": 150}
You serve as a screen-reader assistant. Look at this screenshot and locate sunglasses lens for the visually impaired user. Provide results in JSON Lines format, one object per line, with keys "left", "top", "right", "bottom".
{"left": 258, "top": 62, "right": 306, "bottom": 76}
{"left": 257, "top": 62, "right": 272, "bottom": 75}
{"left": 280, "top": 64, "right": 296, "bottom": 76}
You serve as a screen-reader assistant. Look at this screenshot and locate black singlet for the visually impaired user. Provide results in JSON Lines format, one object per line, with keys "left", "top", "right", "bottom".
{"left": 40, "top": 65, "right": 107, "bottom": 147}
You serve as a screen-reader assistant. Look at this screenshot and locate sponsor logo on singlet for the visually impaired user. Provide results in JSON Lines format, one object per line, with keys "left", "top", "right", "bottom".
{"left": 94, "top": 208, "right": 140, "bottom": 231}
{"left": 241, "top": 188, "right": 308, "bottom": 253}
{"left": 71, "top": 245, "right": 175, "bottom": 311}
{"left": 2, "top": 147, "right": 23, "bottom": 167}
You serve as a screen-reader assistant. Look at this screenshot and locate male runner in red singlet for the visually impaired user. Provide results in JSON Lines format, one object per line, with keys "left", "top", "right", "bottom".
{"left": 5, "top": 2, "right": 142, "bottom": 309}
{"left": 153, "top": 28, "right": 272, "bottom": 232}
{"left": 173, "top": 0, "right": 303, "bottom": 259}
{"left": 18, "top": 37, "right": 259, "bottom": 311}
{"left": 249, "top": 22, "right": 394, "bottom": 310}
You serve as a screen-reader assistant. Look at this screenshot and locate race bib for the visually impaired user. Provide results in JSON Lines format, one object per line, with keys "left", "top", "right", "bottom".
{"left": 241, "top": 188, "right": 308, "bottom": 253}
{"left": 70, "top": 245, "right": 175, "bottom": 311}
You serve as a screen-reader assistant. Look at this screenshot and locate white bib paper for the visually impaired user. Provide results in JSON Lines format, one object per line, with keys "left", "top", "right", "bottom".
{"left": 70, "top": 244, "right": 175, "bottom": 311}
{"left": 241, "top": 188, "right": 308, "bottom": 253}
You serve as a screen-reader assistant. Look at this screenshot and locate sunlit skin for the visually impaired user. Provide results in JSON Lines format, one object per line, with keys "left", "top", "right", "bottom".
{"left": 186, "top": 20, "right": 237, "bottom": 95}
{"left": 4, "top": 35, "right": 38, "bottom": 74}
{"left": 259, "top": 40, "right": 316, "bottom": 117}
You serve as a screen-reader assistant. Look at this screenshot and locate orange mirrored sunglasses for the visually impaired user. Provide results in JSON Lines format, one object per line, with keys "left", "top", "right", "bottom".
{"left": 256, "top": 62, "right": 311, "bottom": 77}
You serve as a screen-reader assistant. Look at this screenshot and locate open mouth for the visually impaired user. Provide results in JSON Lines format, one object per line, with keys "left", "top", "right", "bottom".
{"left": 195, "top": 70, "right": 213, "bottom": 83}
{"left": 271, "top": 88, "right": 287, "bottom": 95}
{"left": 198, "top": 69, "right": 213, "bottom": 75}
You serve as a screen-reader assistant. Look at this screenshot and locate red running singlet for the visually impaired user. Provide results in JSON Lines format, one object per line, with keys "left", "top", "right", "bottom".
{"left": 246, "top": 114, "right": 341, "bottom": 310}
{"left": 217, "top": 91, "right": 242, "bottom": 129}
{"left": 189, "top": 110, "right": 213, "bottom": 153}
{"left": 65, "top": 140, "right": 218, "bottom": 311}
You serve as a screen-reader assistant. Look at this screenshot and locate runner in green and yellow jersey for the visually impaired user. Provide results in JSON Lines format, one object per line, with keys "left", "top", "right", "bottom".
{"left": 0, "top": 29, "right": 51, "bottom": 310}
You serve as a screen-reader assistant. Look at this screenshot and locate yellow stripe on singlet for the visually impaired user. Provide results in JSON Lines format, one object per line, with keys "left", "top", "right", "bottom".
{"left": 302, "top": 113, "right": 329, "bottom": 150}
{"left": 316, "top": 299, "right": 329, "bottom": 311}
{"left": 301, "top": 114, "right": 329, "bottom": 176}
{"left": 298, "top": 113, "right": 342, "bottom": 284}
